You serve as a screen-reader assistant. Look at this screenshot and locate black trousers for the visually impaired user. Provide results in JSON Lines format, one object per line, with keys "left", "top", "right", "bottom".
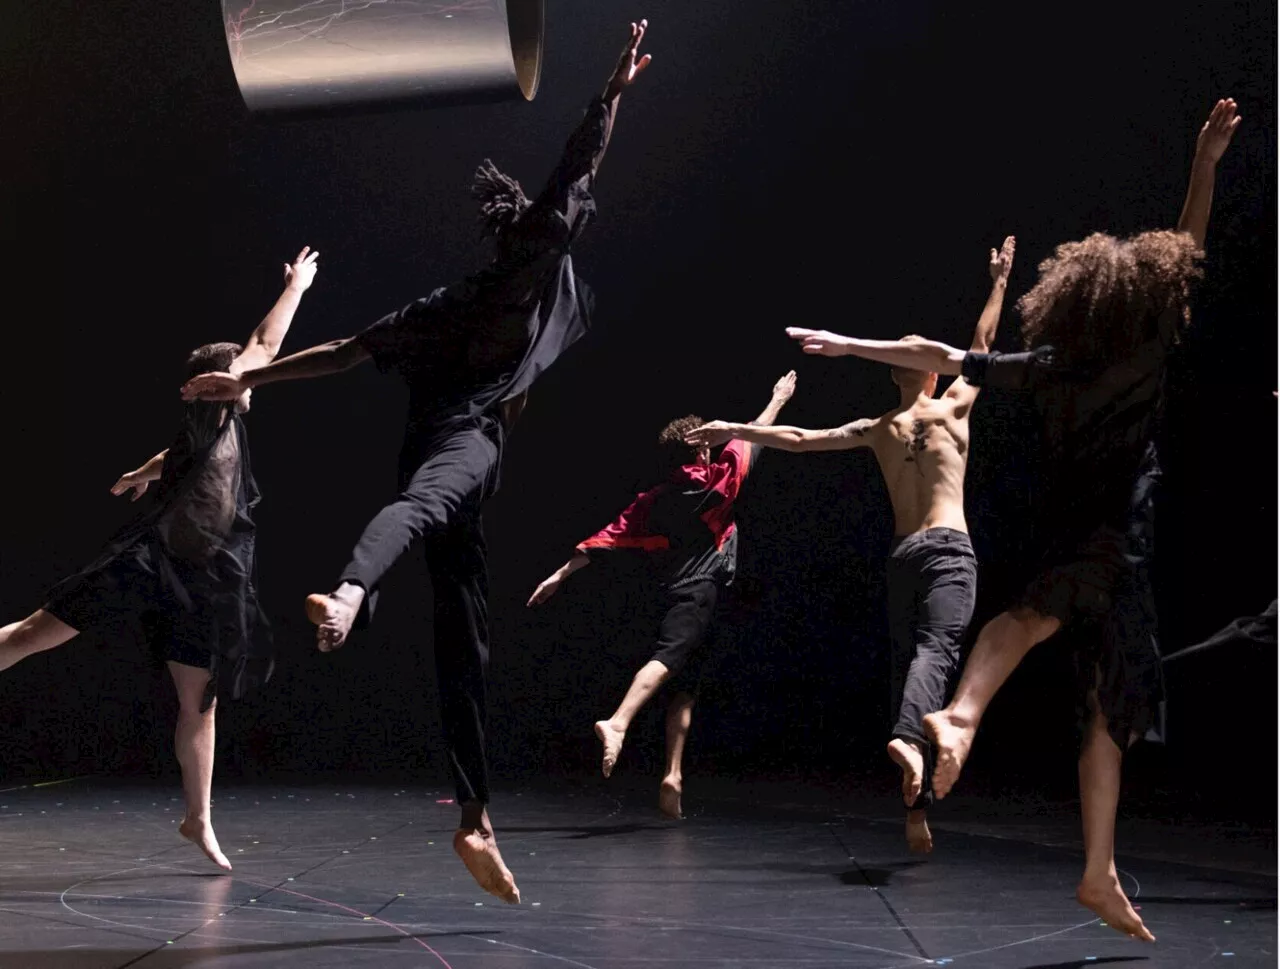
{"left": 886, "top": 528, "right": 977, "bottom": 808}
{"left": 338, "top": 422, "right": 500, "bottom": 805}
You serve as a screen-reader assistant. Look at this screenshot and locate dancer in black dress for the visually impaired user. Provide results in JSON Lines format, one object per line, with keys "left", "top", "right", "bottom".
{"left": 182, "top": 21, "right": 653, "bottom": 904}
{"left": 0, "top": 246, "right": 320, "bottom": 870}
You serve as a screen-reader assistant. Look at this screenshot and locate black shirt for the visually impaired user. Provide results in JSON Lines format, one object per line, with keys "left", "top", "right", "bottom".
{"left": 357, "top": 97, "right": 613, "bottom": 466}
{"left": 961, "top": 308, "right": 1181, "bottom": 548}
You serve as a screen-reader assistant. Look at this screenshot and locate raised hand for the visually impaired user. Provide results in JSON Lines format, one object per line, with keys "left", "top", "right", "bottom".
{"left": 182, "top": 371, "right": 248, "bottom": 402}
{"left": 284, "top": 246, "right": 320, "bottom": 292}
{"left": 772, "top": 370, "right": 798, "bottom": 401}
{"left": 989, "top": 235, "right": 1016, "bottom": 283}
{"left": 110, "top": 472, "right": 150, "bottom": 502}
{"left": 684, "top": 421, "right": 736, "bottom": 449}
{"left": 1195, "top": 98, "right": 1241, "bottom": 165}
{"left": 786, "top": 327, "right": 849, "bottom": 357}
{"left": 605, "top": 20, "right": 652, "bottom": 98}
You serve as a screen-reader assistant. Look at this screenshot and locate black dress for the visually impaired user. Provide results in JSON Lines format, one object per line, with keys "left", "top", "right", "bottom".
{"left": 44, "top": 400, "right": 272, "bottom": 712}
{"left": 961, "top": 308, "right": 1183, "bottom": 748}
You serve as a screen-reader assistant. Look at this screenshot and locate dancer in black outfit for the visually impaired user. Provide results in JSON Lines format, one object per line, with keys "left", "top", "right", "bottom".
{"left": 183, "top": 21, "right": 653, "bottom": 904}
{"left": 0, "top": 246, "right": 320, "bottom": 871}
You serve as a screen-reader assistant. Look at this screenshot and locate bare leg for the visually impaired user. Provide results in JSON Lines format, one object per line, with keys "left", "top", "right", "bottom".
{"left": 1076, "top": 699, "right": 1154, "bottom": 941}
{"left": 454, "top": 800, "right": 519, "bottom": 903}
{"left": 923, "top": 607, "right": 1060, "bottom": 799}
{"left": 167, "top": 661, "right": 231, "bottom": 871}
{"left": 0, "top": 610, "right": 78, "bottom": 673}
{"left": 659, "top": 691, "right": 695, "bottom": 819}
{"left": 595, "top": 659, "right": 671, "bottom": 778}
{"left": 306, "top": 582, "right": 365, "bottom": 652}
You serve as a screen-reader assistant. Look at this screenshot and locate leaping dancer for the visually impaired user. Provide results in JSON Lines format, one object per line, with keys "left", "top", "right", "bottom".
{"left": 0, "top": 247, "right": 320, "bottom": 871}
{"left": 528, "top": 371, "right": 796, "bottom": 818}
{"left": 182, "top": 21, "right": 653, "bottom": 903}
{"left": 687, "top": 238, "right": 1015, "bottom": 852}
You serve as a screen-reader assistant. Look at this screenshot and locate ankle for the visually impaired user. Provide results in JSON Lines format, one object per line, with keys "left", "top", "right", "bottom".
{"left": 333, "top": 583, "right": 365, "bottom": 607}
{"left": 1080, "top": 864, "right": 1118, "bottom": 885}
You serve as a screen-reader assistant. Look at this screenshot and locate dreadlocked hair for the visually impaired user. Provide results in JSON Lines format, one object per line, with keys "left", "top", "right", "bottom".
{"left": 656, "top": 415, "right": 705, "bottom": 479}
{"left": 472, "top": 158, "right": 531, "bottom": 240}
{"left": 1016, "top": 230, "right": 1202, "bottom": 367}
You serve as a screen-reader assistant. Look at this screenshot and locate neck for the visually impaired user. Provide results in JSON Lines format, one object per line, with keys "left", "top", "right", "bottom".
{"left": 898, "top": 387, "right": 931, "bottom": 408}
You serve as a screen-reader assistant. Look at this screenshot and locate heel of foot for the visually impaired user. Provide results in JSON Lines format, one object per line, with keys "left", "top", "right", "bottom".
{"left": 305, "top": 594, "right": 328, "bottom": 625}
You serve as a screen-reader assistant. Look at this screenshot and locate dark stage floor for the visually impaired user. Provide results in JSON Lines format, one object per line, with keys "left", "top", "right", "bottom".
{"left": 0, "top": 777, "right": 1273, "bottom": 968}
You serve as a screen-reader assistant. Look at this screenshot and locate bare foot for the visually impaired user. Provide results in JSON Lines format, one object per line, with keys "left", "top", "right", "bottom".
{"left": 923, "top": 710, "right": 975, "bottom": 800}
{"left": 453, "top": 828, "right": 520, "bottom": 904}
{"left": 306, "top": 586, "right": 362, "bottom": 652}
{"left": 887, "top": 738, "right": 925, "bottom": 807}
{"left": 659, "top": 775, "right": 683, "bottom": 819}
{"left": 905, "top": 808, "right": 933, "bottom": 854}
{"left": 594, "top": 720, "right": 626, "bottom": 778}
{"left": 1077, "top": 870, "right": 1155, "bottom": 942}
{"left": 179, "top": 818, "right": 232, "bottom": 871}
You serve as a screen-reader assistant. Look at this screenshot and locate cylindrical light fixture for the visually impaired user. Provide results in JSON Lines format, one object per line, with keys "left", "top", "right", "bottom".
{"left": 220, "top": 0, "right": 544, "bottom": 114}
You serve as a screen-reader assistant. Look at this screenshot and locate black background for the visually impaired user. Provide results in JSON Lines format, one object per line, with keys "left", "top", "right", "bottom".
{"left": 1, "top": 0, "right": 1275, "bottom": 822}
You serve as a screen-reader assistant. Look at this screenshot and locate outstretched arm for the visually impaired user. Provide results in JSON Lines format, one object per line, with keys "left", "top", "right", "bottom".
{"left": 232, "top": 247, "right": 321, "bottom": 373}
{"left": 1177, "top": 98, "right": 1240, "bottom": 251}
{"left": 944, "top": 237, "right": 1017, "bottom": 410}
{"left": 750, "top": 370, "right": 797, "bottom": 426}
{"left": 969, "top": 236, "right": 1015, "bottom": 353}
{"left": 786, "top": 329, "right": 966, "bottom": 375}
{"left": 685, "top": 417, "right": 877, "bottom": 453}
{"left": 111, "top": 449, "right": 167, "bottom": 501}
{"left": 182, "top": 337, "right": 370, "bottom": 402}
{"left": 527, "top": 553, "right": 591, "bottom": 606}
{"left": 522, "top": 21, "right": 651, "bottom": 234}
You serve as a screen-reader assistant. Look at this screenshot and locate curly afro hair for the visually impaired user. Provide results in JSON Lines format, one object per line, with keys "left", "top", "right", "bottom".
{"left": 1016, "top": 230, "right": 1202, "bottom": 366}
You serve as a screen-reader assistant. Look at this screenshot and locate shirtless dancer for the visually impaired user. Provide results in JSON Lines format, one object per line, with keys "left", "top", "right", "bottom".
{"left": 687, "top": 240, "right": 1014, "bottom": 852}
{"left": 782, "top": 99, "right": 1240, "bottom": 940}
{"left": 0, "top": 247, "right": 319, "bottom": 870}
{"left": 184, "top": 22, "right": 653, "bottom": 903}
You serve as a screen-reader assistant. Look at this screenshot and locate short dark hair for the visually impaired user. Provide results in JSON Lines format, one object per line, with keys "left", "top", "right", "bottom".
{"left": 185, "top": 342, "right": 242, "bottom": 381}
{"left": 472, "top": 158, "right": 531, "bottom": 240}
{"left": 656, "top": 414, "right": 704, "bottom": 478}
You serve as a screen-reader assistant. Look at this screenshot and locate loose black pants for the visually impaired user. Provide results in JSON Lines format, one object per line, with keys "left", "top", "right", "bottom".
{"left": 886, "top": 527, "right": 977, "bottom": 808}
{"left": 339, "top": 421, "right": 500, "bottom": 805}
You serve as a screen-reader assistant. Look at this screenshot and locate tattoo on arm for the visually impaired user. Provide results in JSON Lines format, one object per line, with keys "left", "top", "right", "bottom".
{"left": 828, "top": 418, "right": 875, "bottom": 442}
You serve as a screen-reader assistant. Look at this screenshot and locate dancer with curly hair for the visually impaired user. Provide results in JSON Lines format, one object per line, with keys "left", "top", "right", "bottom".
{"left": 528, "top": 372, "right": 797, "bottom": 819}
{"left": 783, "top": 99, "right": 1241, "bottom": 941}
{"left": 182, "top": 21, "right": 653, "bottom": 904}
